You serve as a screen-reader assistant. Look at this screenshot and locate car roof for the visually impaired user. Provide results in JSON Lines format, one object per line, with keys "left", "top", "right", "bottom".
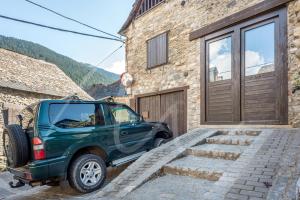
{"left": 40, "top": 99, "right": 127, "bottom": 106}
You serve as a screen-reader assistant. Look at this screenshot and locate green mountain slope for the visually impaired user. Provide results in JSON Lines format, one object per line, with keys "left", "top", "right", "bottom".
{"left": 0, "top": 35, "right": 119, "bottom": 89}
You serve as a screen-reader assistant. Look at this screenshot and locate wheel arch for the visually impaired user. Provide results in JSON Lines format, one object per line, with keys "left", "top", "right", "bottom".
{"left": 66, "top": 145, "right": 108, "bottom": 177}
{"left": 154, "top": 131, "right": 171, "bottom": 139}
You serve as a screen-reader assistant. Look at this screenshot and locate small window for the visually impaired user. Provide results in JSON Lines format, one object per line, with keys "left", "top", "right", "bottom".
{"left": 137, "top": 0, "right": 164, "bottom": 17}
{"left": 147, "top": 32, "right": 168, "bottom": 69}
{"left": 108, "top": 104, "right": 139, "bottom": 124}
{"left": 49, "top": 104, "right": 96, "bottom": 128}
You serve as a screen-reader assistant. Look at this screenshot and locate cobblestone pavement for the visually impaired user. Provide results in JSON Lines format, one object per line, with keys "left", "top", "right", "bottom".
{"left": 115, "top": 129, "right": 300, "bottom": 200}
{"left": 0, "top": 165, "right": 128, "bottom": 200}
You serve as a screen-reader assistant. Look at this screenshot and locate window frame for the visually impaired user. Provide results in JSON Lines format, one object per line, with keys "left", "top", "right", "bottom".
{"left": 241, "top": 18, "right": 277, "bottom": 79}
{"left": 146, "top": 31, "right": 169, "bottom": 69}
{"left": 206, "top": 34, "right": 234, "bottom": 83}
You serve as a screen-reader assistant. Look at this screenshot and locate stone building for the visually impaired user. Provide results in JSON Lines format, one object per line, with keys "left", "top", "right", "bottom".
{"left": 120, "top": 0, "right": 300, "bottom": 136}
{"left": 0, "top": 48, "right": 92, "bottom": 170}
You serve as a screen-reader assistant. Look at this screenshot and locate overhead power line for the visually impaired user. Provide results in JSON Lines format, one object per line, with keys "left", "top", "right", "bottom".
{"left": 79, "top": 45, "right": 124, "bottom": 88}
{"left": 96, "top": 45, "right": 124, "bottom": 66}
{"left": 0, "top": 14, "right": 124, "bottom": 42}
{"left": 24, "top": 0, "right": 121, "bottom": 40}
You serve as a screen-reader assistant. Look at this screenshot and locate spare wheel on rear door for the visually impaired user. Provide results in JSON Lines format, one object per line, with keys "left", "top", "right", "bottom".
{"left": 3, "top": 124, "right": 30, "bottom": 168}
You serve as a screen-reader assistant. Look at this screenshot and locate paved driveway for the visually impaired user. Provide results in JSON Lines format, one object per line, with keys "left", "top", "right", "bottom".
{"left": 0, "top": 165, "right": 128, "bottom": 200}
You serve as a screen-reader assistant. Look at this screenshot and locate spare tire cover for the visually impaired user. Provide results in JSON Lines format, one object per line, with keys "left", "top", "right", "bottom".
{"left": 3, "top": 124, "right": 30, "bottom": 168}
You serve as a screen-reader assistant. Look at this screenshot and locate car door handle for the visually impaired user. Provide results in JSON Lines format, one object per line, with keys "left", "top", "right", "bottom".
{"left": 121, "top": 131, "right": 129, "bottom": 136}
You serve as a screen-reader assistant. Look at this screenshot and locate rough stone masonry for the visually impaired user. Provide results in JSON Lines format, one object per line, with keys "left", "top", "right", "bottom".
{"left": 123, "top": 0, "right": 300, "bottom": 128}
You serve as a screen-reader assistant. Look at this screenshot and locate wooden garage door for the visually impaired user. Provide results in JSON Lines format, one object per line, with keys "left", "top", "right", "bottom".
{"left": 201, "top": 8, "right": 288, "bottom": 124}
{"left": 136, "top": 87, "right": 187, "bottom": 137}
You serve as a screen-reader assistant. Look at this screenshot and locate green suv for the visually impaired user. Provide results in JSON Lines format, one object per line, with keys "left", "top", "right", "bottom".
{"left": 3, "top": 97, "right": 172, "bottom": 193}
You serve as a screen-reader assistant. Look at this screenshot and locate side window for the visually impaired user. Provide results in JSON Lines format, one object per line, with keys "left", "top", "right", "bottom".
{"left": 108, "top": 105, "right": 139, "bottom": 124}
{"left": 49, "top": 104, "right": 96, "bottom": 128}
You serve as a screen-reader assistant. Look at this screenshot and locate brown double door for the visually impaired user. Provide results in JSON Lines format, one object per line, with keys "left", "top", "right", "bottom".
{"left": 136, "top": 88, "right": 187, "bottom": 137}
{"left": 201, "top": 8, "right": 288, "bottom": 125}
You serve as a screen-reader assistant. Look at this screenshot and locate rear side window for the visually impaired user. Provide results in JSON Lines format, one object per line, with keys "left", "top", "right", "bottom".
{"left": 49, "top": 104, "right": 96, "bottom": 128}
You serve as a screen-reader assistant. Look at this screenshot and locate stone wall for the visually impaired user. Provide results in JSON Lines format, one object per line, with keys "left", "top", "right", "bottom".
{"left": 114, "top": 96, "right": 130, "bottom": 106}
{"left": 0, "top": 102, "right": 5, "bottom": 170}
{"left": 288, "top": 0, "right": 300, "bottom": 127}
{"left": 124, "top": 0, "right": 300, "bottom": 129}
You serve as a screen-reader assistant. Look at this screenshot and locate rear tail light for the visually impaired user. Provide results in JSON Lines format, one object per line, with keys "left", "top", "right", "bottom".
{"left": 32, "top": 137, "right": 45, "bottom": 160}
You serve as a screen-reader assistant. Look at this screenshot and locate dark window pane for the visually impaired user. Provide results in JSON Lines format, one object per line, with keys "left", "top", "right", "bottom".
{"left": 49, "top": 104, "right": 96, "bottom": 128}
{"left": 208, "top": 37, "right": 232, "bottom": 82}
{"left": 245, "top": 23, "right": 275, "bottom": 76}
{"left": 147, "top": 32, "right": 168, "bottom": 68}
{"left": 137, "top": 0, "right": 164, "bottom": 16}
{"left": 108, "top": 105, "right": 139, "bottom": 124}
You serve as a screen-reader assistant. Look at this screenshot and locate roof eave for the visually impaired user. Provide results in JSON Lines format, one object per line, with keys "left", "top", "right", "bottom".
{"left": 118, "top": 0, "right": 143, "bottom": 36}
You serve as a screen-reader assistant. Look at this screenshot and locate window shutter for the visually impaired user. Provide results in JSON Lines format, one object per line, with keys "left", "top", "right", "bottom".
{"left": 147, "top": 32, "right": 168, "bottom": 68}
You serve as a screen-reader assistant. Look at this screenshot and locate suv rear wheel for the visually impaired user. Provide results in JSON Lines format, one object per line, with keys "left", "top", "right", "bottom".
{"left": 68, "top": 154, "right": 106, "bottom": 193}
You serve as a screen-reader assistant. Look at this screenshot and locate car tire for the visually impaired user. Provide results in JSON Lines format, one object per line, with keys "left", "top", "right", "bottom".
{"left": 3, "top": 124, "right": 30, "bottom": 168}
{"left": 68, "top": 154, "right": 106, "bottom": 193}
{"left": 154, "top": 138, "right": 167, "bottom": 148}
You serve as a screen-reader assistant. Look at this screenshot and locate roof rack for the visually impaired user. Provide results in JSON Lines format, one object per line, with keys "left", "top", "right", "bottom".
{"left": 97, "top": 96, "right": 114, "bottom": 102}
{"left": 61, "top": 93, "right": 81, "bottom": 101}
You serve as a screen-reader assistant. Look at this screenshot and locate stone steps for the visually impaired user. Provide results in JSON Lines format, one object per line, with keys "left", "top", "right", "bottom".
{"left": 206, "top": 135, "right": 255, "bottom": 146}
{"left": 229, "top": 130, "right": 261, "bottom": 136}
{"left": 186, "top": 144, "right": 246, "bottom": 160}
{"left": 163, "top": 156, "right": 234, "bottom": 181}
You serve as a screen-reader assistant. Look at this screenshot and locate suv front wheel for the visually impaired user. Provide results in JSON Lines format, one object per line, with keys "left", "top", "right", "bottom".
{"left": 154, "top": 138, "right": 167, "bottom": 148}
{"left": 68, "top": 154, "right": 106, "bottom": 193}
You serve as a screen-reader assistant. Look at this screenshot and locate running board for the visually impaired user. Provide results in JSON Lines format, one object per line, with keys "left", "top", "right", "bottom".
{"left": 112, "top": 151, "right": 146, "bottom": 167}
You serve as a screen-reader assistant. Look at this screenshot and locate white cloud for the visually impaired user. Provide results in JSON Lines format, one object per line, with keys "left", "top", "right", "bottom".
{"left": 209, "top": 39, "right": 228, "bottom": 60}
{"left": 210, "top": 53, "right": 232, "bottom": 80}
{"left": 245, "top": 50, "right": 266, "bottom": 75}
{"left": 245, "top": 50, "right": 265, "bottom": 68}
{"left": 103, "top": 60, "right": 126, "bottom": 75}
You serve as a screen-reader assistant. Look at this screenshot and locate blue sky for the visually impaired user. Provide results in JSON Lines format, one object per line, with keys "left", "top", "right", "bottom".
{"left": 0, "top": 0, "right": 135, "bottom": 74}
